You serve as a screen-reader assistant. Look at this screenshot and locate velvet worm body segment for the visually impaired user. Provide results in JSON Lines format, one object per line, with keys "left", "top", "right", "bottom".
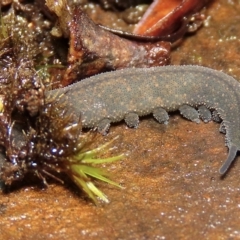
{"left": 49, "top": 66, "right": 240, "bottom": 174}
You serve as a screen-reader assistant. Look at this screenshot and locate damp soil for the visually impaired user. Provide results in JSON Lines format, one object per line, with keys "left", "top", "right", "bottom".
{"left": 1, "top": 0, "right": 240, "bottom": 239}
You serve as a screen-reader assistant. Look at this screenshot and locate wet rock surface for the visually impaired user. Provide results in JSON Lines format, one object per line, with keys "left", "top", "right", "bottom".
{"left": 1, "top": 0, "right": 240, "bottom": 239}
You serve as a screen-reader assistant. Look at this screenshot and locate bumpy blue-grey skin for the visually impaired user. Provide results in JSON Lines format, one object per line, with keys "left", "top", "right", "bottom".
{"left": 49, "top": 65, "right": 240, "bottom": 175}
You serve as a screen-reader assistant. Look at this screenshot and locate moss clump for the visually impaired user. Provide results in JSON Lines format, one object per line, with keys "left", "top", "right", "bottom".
{"left": 0, "top": 5, "right": 124, "bottom": 203}
{"left": 21, "top": 93, "right": 124, "bottom": 203}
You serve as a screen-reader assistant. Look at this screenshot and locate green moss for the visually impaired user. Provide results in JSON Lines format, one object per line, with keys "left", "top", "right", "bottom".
{"left": 67, "top": 136, "right": 124, "bottom": 203}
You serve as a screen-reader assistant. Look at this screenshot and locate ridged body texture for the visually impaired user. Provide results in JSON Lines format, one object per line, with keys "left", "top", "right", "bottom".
{"left": 49, "top": 66, "right": 240, "bottom": 174}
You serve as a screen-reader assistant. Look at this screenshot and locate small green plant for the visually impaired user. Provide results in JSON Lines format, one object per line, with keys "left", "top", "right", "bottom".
{"left": 66, "top": 135, "right": 124, "bottom": 203}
